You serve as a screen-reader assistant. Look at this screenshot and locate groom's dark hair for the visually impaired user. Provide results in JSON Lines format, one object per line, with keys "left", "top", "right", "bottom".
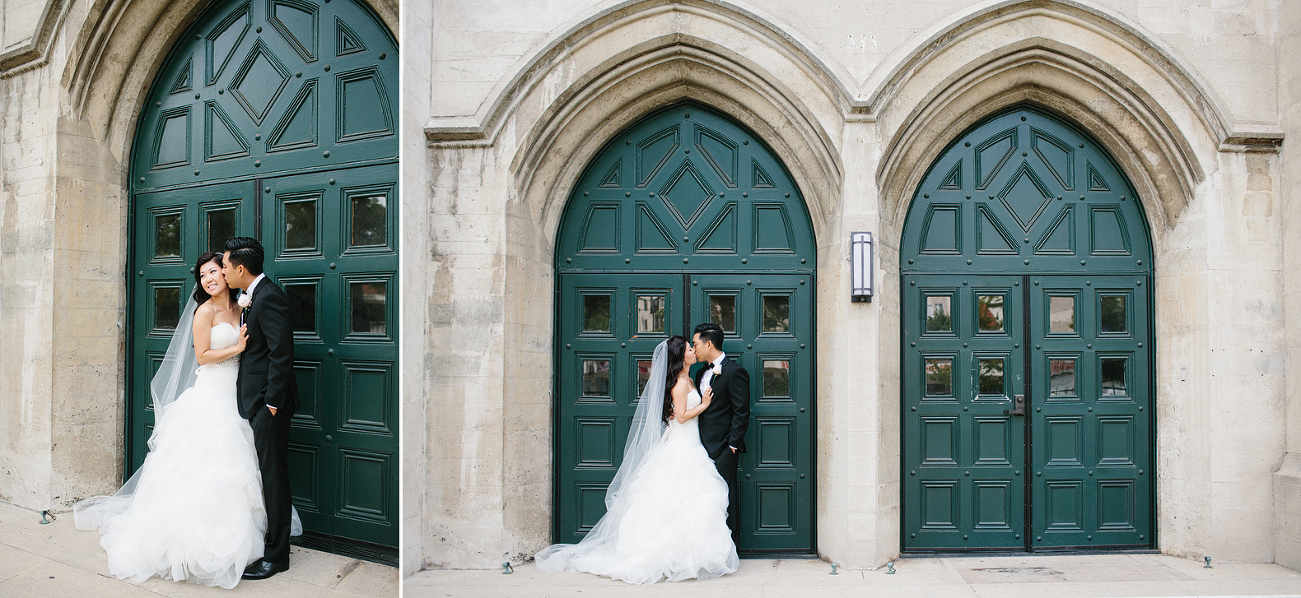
{"left": 693, "top": 323, "right": 724, "bottom": 351}
{"left": 224, "top": 236, "right": 265, "bottom": 276}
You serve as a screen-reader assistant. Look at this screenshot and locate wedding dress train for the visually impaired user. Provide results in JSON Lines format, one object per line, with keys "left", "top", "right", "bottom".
{"left": 536, "top": 387, "right": 739, "bottom": 584}
{"left": 75, "top": 323, "right": 266, "bottom": 589}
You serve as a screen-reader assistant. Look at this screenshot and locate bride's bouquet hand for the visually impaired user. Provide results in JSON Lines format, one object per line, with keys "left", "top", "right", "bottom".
{"left": 236, "top": 324, "right": 249, "bottom": 353}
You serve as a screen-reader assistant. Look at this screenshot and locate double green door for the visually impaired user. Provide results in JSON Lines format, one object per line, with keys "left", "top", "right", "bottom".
{"left": 129, "top": 163, "right": 397, "bottom": 546}
{"left": 903, "top": 273, "right": 1151, "bottom": 550}
{"left": 556, "top": 272, "right": 813, "bottom": 552}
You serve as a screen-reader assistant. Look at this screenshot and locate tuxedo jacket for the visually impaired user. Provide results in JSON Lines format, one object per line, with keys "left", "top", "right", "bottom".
{"left": 236, "top": 278, "right": 301, "bottom": 420}
{"left": 694, "top": 357, "right": 751, "bottom": 460}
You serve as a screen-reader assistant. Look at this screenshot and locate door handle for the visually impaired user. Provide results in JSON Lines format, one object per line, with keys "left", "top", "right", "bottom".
{"left": 1004, "top": 394, "right": 1026, "bottom": 416}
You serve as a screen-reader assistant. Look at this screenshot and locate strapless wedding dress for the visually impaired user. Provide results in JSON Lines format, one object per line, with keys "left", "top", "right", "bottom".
{"left": 75, "top": 323, "right": 266, "bottom": 589}
{"left": 536, "top": 388, "right": 739, "bottom": 584}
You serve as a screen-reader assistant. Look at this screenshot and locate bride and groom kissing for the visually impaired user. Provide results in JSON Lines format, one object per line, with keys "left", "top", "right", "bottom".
{"left": 75, "top": 237, "right": 300, "bottom": 589}
{"left": 536, "top": 323, "right": 752, "bottom": 585}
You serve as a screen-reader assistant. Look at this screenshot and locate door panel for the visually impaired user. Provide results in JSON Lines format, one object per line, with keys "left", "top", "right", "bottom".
{"left": 265, "top": 162, "right": 397, "bottom": 546}
{"left": 555, "top": 273, "right": 684, "bottom": 543}
{"left": 903, "top": 274, "right": 1026, "bottom": 550}
{"left": 690, "top": 273, "right": 813, "bottom": 551}
{"left": 555, "top": 272, "right": 814, "bottom": 552}
{"left": 130, "top": 182, "right": 256, "bottom": 472}
{"left": 1029, "top": 275, "right": 1150, "bottom": 547}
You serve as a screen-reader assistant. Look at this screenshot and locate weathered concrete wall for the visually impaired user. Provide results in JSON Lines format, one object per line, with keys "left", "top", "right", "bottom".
{"left": 1274, "top": 0, "right": 1301, "bottom": 573}
{"left": 403, "top": 0, "right": 433, "bottom": 576}
{"left": 417, "top": 0, "right": 1293, "bottom": 573}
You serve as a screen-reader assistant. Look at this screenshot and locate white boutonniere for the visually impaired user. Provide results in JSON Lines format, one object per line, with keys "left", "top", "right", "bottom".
{"left": 711, "top": 363, "right": 722, "bottom": 375}
{"left": 237, "top": 292, "right": 252, "bottom": 310}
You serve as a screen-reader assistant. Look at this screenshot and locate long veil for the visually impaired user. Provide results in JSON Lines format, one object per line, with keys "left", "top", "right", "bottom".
{"left": 74, "top": 293, "right": 301, "bottom": 536}
{"left": 534, "top": 340, "right": 670, "bottom": 571}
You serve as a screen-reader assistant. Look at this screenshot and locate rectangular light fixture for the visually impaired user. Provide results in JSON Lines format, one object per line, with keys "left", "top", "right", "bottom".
{"left": 851, "top": 231, "right": 873, "bottom": 303}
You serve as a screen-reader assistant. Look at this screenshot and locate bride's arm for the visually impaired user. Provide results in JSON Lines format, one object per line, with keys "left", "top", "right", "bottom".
{"left": 673, "top": 380, "right": 711, "bottom": 424}
{"left": 193, "top": 304, "right": 247, "bottom": 365}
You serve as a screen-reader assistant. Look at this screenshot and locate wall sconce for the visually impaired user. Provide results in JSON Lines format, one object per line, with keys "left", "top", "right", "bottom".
{"left": 851, "top": 231, "right": 873, "bottom": 303}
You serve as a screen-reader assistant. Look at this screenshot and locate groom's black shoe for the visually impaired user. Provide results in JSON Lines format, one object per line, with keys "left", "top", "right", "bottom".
{"left": 242, "top": 559, "right": 289, "bottom": 580}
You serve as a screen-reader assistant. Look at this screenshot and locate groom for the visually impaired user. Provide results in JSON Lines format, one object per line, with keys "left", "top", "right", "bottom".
{"left": 692, "top": 323, "right": 751, "bottom": 545}
{"left": 222, "top": 237, "right": 300, "bottom": 580}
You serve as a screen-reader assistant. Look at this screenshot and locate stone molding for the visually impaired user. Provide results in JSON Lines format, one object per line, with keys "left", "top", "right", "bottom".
{"left": 425, "top": 0, "right": 858, "bottom": 145}
{"left": 0, "top": 0, "right": 68, "bottom": 78}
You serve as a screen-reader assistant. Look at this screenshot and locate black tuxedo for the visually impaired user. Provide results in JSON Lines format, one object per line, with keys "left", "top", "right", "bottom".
{"left": 236, "top": 276, "right": 300, "bottom": 565}
{"left": 694, "top": 355, "right": 750, "bottom": 543}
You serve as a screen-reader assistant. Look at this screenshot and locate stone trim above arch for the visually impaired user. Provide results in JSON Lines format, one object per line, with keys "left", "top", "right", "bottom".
{"left": 512, "top": 46, "right": 842, "bottom": 242}
{"left": 424, "top": 0, "right": 860, "bottom": 146}
{"left": 864, "top": 0, "right": 1281, "bottom": 152}
{"left": 873, "top": 12, "right": 1256, "bottom": 233}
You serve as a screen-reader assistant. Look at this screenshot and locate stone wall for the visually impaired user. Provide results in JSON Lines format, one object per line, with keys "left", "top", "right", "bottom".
{"left": 1275, "top": 0, "right": 1301, "bottom": 573}
{"left": 416, "top": 0, "right": 1294, "bottom": 572}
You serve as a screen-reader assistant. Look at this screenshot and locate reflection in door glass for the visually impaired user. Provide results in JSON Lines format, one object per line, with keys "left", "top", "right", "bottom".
{"left": 583, "top": 295, "right": 611, "bottom": 332}
{"left": 978, "top": 295, "right": 1005, "bottom": 332}
{"left": 284, "top": 200, "right": 317, "bottom": 250}
{"left": 1050, "top": 296, "right": 1075, "bottom": 333}
{"left": 285, "top": 283, "right": 316, "bottom": 333}
{"left": 763, "top": 295, "right": 790, "bottom": 333}
{"left": 351, "top": 194, "right": 387, "bottom": 247}
{"left": 582, "top": 360, "right": 610, "bottom": 396}
{"left": 978, "top": 358, "right": 1005, "bottom": 395}
{"left": 349, "top": 281, "right": 386, "bottom": 334}
{"left": 709, "top": 295, "right": 736, "bottom": 332}
{"left": 1049, "top": 359, "right": 1076, "bottom": 397}
{"left": 636, "top": 360, "right": 652, "bottom": 396}
{"left": 155, "top": 213, "right": 181, "bottom": 258}
{"left": 763, "top": 360, "right": 790, "bottom": 397}
{"left": 926, "top": 296, "right": 951, "bottom": 332}
{"left": 1100, "top": 295, "right": 1127, "bottom": 333}
{"left": 636, "top": 295, "right": 665, "bottom": 334}
{"left": 1101, "top": 358, "right": 1127, "bottom": 395}
{"left": 154, "top": 287, "right": 180, "bottom": 329}
{"left": 207, "top": 208, "right": 236, "bottom": 253}
{"left": 924, "top": 358, "right": 952, "bottom": 396}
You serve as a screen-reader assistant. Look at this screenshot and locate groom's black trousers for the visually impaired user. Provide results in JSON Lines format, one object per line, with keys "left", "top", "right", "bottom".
{"left": 251, "top": 405, "right": 294, "bottom": 564}
{"left": 712, "top": 449, "right": 741, "bottom": 545}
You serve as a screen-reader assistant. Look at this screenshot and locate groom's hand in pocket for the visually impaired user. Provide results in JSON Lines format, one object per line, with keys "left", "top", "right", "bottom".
{"left": 267, "top": 406, "right": 278, "bottom": 416}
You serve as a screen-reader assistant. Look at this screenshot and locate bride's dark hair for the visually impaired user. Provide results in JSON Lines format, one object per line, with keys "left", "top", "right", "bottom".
{"left": 192, "top": 251, "right": 238, "bottom": 308}
{"left": 662, "top": 336, "right": 688, "bottom": 423}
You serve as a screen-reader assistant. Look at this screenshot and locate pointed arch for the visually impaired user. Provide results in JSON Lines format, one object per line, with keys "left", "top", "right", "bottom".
{"left": 872, "top": 0, "right": 1279, "bottom": 240}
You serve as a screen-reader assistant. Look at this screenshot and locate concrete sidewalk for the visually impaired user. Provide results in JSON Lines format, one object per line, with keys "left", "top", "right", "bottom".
{"left": 0, "top": 501, "right": 397, "bottom": 597}
{"left": 406, "top": 553, "right": 1301, "bottom": 597}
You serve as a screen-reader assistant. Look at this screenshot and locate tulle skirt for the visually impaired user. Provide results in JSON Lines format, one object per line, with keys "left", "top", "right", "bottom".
{"left": 535, "top": 420, "right": 739, "bottom": 584}
{"left": 74, "top": 366, "right": 266, "bottom": 589}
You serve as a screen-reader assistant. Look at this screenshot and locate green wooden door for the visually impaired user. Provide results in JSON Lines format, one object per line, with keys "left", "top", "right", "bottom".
{"left": 690, "top": 274, "right": 813, "bottom": 551}
{"left": 903, "top": 274, "right": 1027, "bottom": 550}
{"left": 264, "top": 162, "right": 397, "bottom": 545}
{"left": 554, "top": 102, "right": 816, "bottom": 552}
{"left": 1029, "top": 275, "right": 1150, "bottom": 548}
{"left": 130, "top": 182, "right": 256, "bottom": 472}
{"left": 900, "top": 106, "right": 1154, "bottom": 551}
{"left": 128, "top": 0, "right": 397, "bottom": 548}
{"left": 555, "top": 273, "right": 685, "bottom": 543}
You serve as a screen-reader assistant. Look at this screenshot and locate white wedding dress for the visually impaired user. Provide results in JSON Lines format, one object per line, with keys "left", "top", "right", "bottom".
{"left": 75, "top": 323, "right": 266, "bottom": 589}
{"left": 536, "top": 387, "right": 739, "bottom": 584}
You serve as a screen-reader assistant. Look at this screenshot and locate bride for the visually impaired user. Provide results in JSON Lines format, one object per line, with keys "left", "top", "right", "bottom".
{"left": 535, "top": 335, "right": 739, "bottom": 584}
{"left": 75, "top": 251, "right": 270, "bottom": 589}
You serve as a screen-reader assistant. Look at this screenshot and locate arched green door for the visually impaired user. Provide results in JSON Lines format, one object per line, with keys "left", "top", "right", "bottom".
{"left": 129, "top": 0, "right": 397, "bottom": 548}
{"left": 901, "top": 106, "right": 1154, "bottom": 551}
{"left": 555, "top": 102, "right": 816, "bottom": 553}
